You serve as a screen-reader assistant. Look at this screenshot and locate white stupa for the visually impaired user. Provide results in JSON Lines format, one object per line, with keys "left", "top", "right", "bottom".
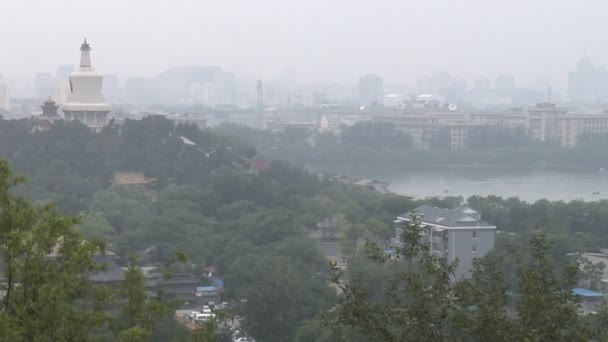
{"left": 61, "top": 39, "right": 111, "bottom": 130}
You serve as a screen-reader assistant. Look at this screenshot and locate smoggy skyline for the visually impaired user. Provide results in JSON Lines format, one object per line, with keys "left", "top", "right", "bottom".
{"left": 2, "top": 0, "right": 608, "bottom": 88}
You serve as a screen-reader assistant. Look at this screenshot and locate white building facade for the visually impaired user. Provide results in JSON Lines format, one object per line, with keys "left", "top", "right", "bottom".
{"left": 0, "top": 78, "right": 9, "bottom": 111}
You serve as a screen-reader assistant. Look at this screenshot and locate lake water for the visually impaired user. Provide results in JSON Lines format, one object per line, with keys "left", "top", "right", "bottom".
{"left": 387, "top": 167, "right": 608, "bottom": 202}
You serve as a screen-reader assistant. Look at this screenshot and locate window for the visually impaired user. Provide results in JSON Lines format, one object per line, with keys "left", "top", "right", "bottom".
{"left": 472, "top": 244, "right": 477, "bottom": 253}
{"left": 472, "top": 231, "right": 477, "bottom": 239}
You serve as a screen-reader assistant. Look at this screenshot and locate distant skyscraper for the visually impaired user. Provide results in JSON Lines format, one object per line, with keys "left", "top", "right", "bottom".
{"left": 568, "top": 56, "right": 608, "bottom": 103}
{"left": 102, "top": 74, "right": 122, "bottom": 102}
{"left": 257, "top": 79, "right": 264, "bottom": 127}
{"left": 56, "top": 64, "right": 74, "bottom": 79}
{"left": 35, "top": 73, "right": 55, "bottom": 99}
{"left": 359, "top": 74, "right": 384, "bottom": 106}
{"left": 417, "top": 77, "right": 433, "bottom": 94}
{"left": 0, "top": 78, "right": 9, "bottom": 111}
{"left": 495, "top": 74, "right": 515, "bottom": 97}
{"left": 473, "top": 76, "right": 491, "bottom": 91}
{"left": 61, "top": 39, "right": 111, "bottom": 130}
{"left": 55, "top": 65, "right": 74, "bottom": 105}
{"left": 213, "top": 70, "right": 237, "bottom": 104}
{"left": 125, "top": 77, "right": 159, "bottom": 105}
{"left": 431, "top": 70, "right": 453, "bottom": 94}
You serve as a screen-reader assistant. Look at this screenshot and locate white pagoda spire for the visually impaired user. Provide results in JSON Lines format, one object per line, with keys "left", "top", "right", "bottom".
{"left": 61, "top": 39, "right": 111, "bottom": 131}
{"left": 79, "top": 38, "right": 92, "bottom": 71}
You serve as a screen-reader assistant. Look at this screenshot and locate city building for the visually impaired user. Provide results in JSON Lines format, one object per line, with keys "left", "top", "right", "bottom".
{"left": 213, "top": 70, "right": 237, "bottom": 105}
{"left": 573, "top": 288, "right": 605, "bottom": 314}
{"left": 495, "top": 74, "right": 515, "bottom": 97}
{"left": 568, "top": 56, "right": 608, "bottom": 103}
{"left": 166, "top": 112, "right": 207, "bottom": 129}
{"left": 0, "top": 78, "right": 9, "bottom": 111}
{"left": 373, "top": 107, "right": 529, "bottom": 149}
{"left": 473, "top": 76, "right": 491, "bottom": 91}
{"left": 528, "top": 103, "right": 608, "bottom": 147}
{"left": 61, "top": 39, "right": 111, "bottom": 130}
{"left": 257, "top": 79, "right": 264, "bottom": 128}
{"left": 35, "top": 73, "right": 55, "bottom": 99}
{"left": 359, "top": 74, "right": 384, "bottom": 106}
{"left": 392, "top": 205, "right": 496, "bottom": 279}
{"left": 56, "top": 64, "right": 74, "bottom": 79}
{"left": 102, "top": 74, "right": 122, "bottom": 102}
{"left": 56, "top": 65, "right": 75, "bottom": 105}
{"left": 371, "top": 100, "right": 608, "bottom": 149}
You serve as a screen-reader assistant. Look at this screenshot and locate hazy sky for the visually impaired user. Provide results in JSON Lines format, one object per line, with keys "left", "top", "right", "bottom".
{"left": 2, "top": 0, "right": 608, "bottom": 88}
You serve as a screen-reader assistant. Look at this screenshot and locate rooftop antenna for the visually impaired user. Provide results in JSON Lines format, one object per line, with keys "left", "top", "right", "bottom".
{"left": 548, "top": 85, "right": 552, "bottom": 104}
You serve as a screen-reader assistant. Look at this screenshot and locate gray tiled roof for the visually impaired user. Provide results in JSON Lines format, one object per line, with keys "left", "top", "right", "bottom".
{"left": 399, "top": 205, "right": 494, "bottom": 228}
{"left": 89, "top": 255, "right": 126, "bottom": 283}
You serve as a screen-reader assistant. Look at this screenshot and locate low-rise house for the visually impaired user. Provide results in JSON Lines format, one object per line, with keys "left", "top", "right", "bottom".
{"left": 89, "top": 254, "right": 126, "bottom": 287}
{"left": 146, "top": 273, "right": 203, "bottom": 308}
{"left": 113, "top": 171, "right": 158, "bottom": 200}
{"left": 196, "top": 286, "right": 221, "bottom": 306}
{"left": 573, "top": 288, "right": 605, "bottom": 314}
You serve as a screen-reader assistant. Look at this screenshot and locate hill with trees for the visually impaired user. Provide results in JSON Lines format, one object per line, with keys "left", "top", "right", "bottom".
{"left": 0, "top": 117, "right": 607, "bottom": 340}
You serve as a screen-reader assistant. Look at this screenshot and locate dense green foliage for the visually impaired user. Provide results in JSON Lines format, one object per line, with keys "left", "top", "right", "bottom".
{"left": 1, "top": 116, "right": 607, "bottom": 341}
{"left": 468, "top": 195, "right": 608, "bottom": 249}
{"left": 341, "top": 121, "right": 413, "bottom": 149}
{"left": 0, "top": 116, "right": 253, "bottom": 213}
{"left": 468, "top": 126, "right": 534, "bottom": 149}
{"left": 324, "top": 218, "right": 604, "bottom": 342}
{"left": 0, "top": 161, "right": 109, "bottom": 341}
{"left": 0, "top": 117, "right": 344, "bottom": 341}
{"left": 216, "top": 123, "right": 608, "bottom": 175}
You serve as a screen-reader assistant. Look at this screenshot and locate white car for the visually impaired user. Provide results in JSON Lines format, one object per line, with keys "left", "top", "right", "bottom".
{"left": 233, "top": 337, "right": 255, "bottom": 342}
{"left": 187, "top": 311, "right": 201, "bottom": 319}
{"left": 193, "top": 313, "right": 214, "bottom": 323}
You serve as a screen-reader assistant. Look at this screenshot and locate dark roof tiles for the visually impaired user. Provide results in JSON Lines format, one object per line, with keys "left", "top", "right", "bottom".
{"left": 400, "top": 205, "right": 494, "bottom": 228}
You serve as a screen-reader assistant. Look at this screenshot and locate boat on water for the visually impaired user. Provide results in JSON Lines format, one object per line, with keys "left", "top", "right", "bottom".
{"left": 593, "top": 191, "right": 601, "bottom": 195}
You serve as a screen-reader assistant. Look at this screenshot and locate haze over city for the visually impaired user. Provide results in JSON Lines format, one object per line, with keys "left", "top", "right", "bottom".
{"left": 3, "top": 0, "right": 608, "bottom": 88}
{"left": 3, "top": 1, "right": 608, "bottom": 341}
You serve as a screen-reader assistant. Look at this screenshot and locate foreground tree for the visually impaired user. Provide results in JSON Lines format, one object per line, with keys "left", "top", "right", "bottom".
{"left": 233, "top": 255, "right": 335, "bottom": 342}
{"left": 516, "top": 234, "right": 588, "bottom": 341}
{"left": 0, "top": 160, "right": 108, "bottom": 341}
{"left": 326, "top": 215, "right": 458, "bottom": 341}
{"left": 326, "top": 215, "right": 591, "bottom": 341}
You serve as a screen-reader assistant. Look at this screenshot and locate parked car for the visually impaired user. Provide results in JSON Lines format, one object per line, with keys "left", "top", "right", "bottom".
{"left": 233, "top": 337, "right": 255, "bottom": 342}
{"left": 187, "top": 311, "right": 201, "bottom": 319}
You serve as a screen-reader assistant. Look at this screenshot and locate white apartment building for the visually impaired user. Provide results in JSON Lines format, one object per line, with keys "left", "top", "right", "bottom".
{"left": 0, "top": 79, "right": 9, "bottom": 111}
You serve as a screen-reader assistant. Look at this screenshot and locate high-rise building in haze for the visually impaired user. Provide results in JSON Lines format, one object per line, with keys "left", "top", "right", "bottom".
{"left": 213, "top": 70, "right": 237, "bottom": 105}
{"left": 56, "top": 65, "right": 74, "bottom": 79}
{"left": 432, "top": 70, "right": 453, "bottom": 94}
{"left": 0, "top": 78, "right": 9, "bottom": 111}
{"left": 257, "top": 79, "right": 264, "bottom": 128}
{"left": 417, "top": 77, "right": 433, "bottom": 94}
{"left": 568, "top": 56, "right": 608, "bottom": 103}
{"left": 359, "top": 74, "right": 384, "bottom": 106}
{"left": 102, "top": 74, "right": 122, "bottom": 102}
{"left": 473, "top": 76, "right": 491, "bottom": 91}
{"left": 55, "top": 65, "right": 74, "bottom": 105}
{"left": 61, "top": 39, "right": 111, "bottom": 130}
{"left": 35, "top": 73, "right": 55, "bottom": 99}
{"left": 495, "top": 74, "right": 515, "bottom": 97}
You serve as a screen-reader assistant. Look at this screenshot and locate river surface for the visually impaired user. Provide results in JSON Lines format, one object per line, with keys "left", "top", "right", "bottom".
{"left": 386, "top": 167, "right": 608, "bottom": 202}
